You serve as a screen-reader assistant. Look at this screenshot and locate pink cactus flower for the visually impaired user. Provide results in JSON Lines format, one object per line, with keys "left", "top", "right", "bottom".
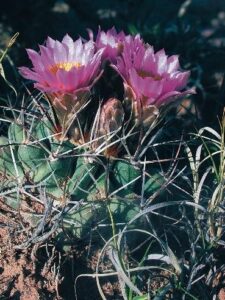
{"left": 94, "top": 27, "right": 126, "bottom": 63}
{"left": 112, "top": 34, "right": 195, "bottom": 107}
{"left": 19, "top": 34, "right": 103, "bottom": 94}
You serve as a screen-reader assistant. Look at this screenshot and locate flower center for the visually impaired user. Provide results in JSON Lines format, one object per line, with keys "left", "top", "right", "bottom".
{"left": 49, "top": 62, "right": 81, "bottom": 74}
{"left": 137, "top": 69, "right": 162, "bottom": 81}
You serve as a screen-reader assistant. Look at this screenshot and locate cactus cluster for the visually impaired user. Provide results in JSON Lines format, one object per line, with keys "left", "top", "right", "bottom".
{"left": 0, "top": 96, "right": 164, "bottom": 243}
{"left": 0, "top": 29, "right": 193, "bottom": 245}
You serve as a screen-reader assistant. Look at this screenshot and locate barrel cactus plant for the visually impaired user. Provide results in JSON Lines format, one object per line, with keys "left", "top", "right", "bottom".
{"left": 0, "top": 101, "right": 162, "bottom": 242}
{"left": 0, "top": 29, "right": 194, "bottom": 246}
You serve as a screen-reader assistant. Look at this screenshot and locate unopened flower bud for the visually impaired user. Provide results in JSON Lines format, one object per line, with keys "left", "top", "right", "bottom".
{"left": 92, "top": 98, "right": 124, "bottom": 157}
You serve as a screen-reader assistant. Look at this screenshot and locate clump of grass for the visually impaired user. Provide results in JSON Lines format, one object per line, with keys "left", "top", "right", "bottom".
{"left": 75, "top": 117, "right": 225, "bottom": 300}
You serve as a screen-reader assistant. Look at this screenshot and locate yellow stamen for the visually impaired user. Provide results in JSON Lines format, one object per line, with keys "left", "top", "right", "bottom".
{"left": 49, "top": 62, "right": 81, "bottom": 74}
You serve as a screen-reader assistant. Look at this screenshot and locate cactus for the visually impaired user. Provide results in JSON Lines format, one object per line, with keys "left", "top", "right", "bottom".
{"left": 0, "top": 30, "right": 193, "bottom": 249}
{"left": 0, "top": 95, "right": 166, "bottom": 246}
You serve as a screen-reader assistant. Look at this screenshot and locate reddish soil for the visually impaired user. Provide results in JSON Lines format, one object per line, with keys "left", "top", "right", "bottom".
{"left": 0, "top": 200, "right": 121, "bottom": 300}
{"left": 0, "top": 198, "right": 224, "bottom": 300}
{"left": 0, "top": 200, "right": 62, "bottom": 299}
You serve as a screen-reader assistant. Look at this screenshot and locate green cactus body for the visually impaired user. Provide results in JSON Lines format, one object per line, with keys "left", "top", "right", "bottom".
{"left": 18, "top": 144, "right": 49, "bottom": 172}
{"left": 144, "top": 171, "right": 165, "bottom": 198}
{"left": 68, "top": 156, "right": 100, "bottom": 200}
{"left": 1, "top": 121, "right": 75, "bottom": 199}
{"left": 0, "top": 136, "right": 24, "bottom": 179}
{"left": 59, "top": 197, "right": 140, "bottom": 243}
{"left": 112, "top": 160, "right": 142, "bottom": 197}
{"left": 0, "top": 115, "right": 165, "bottom": 247}
{"left": 8, "top": 122, "right": 25, "bottom": 144}
{"left": 0, "top": 123, "right": 26, "bottom": 179}
{"left": 59, "top": 161, "right": 142, "bottom": 243}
